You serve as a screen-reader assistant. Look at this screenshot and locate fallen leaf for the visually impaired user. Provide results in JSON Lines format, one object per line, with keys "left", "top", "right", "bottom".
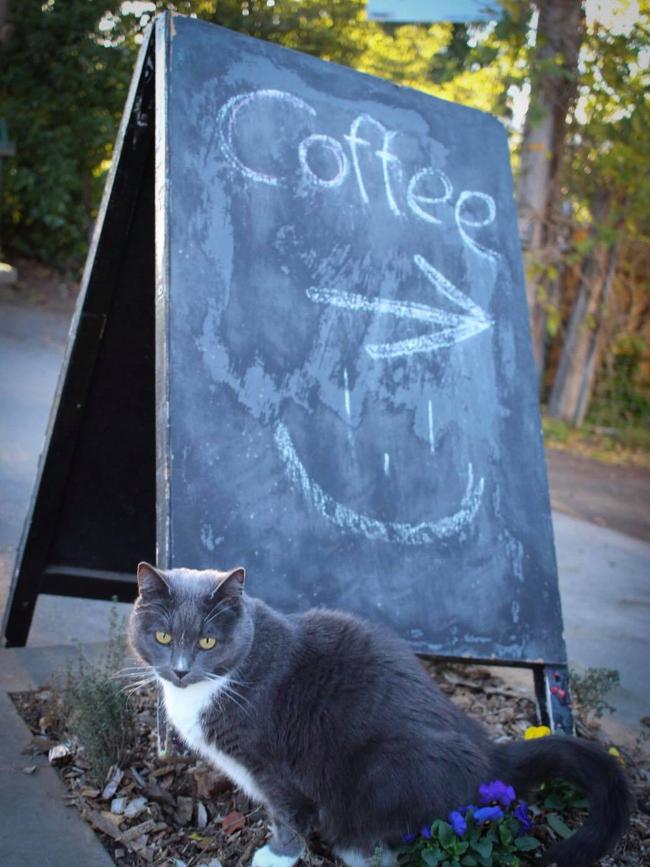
{"left": 22, "top": 766, "right": 37, "bottom": 775}
{"left": 142, "top": 781, "right": 175, "bottom": 807}
{"left": 175, "top": 795, "right": 194, "bottom": 826}
{"left": 151, "top": 764, "right": 176, "bottom": 778}
{"left": 48, "top": 744, "right": 72, "bottom": 765}
{"left": 130, "top": 766, "right": 147, "bottom": 788}
{"left": 126, "top": 833, "right": 149, "bottom": 852}
{"left": 124, "top": 796, "right": 148, "bottom": 819}
{"left": 119, "top": 818, "right": 156, "bottom": 843}
{"left": 189, "top": 764, "right": 232, "bottom": 799}
{"left": 195, "top": 800, "right": 208, "bottom": 829}
{"left": 221, "top": 811, "right": 245, "bottom": 835}
{"left": 84, "top": 809, "right": 123, "bottom": 841}
{"left": 102, "top": 766, "right": 124, "bottom": 800}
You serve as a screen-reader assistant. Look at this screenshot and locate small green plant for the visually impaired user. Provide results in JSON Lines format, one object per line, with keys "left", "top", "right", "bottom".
{"left": 60, "top": 604, "right": 135, "bottom": 784}
{"left": 538, "top": 778, "right": 588, "bottom": 812}
{"left": 397, "top": 781, "right": 540, "bottom": 867}
{"left": 569, "top": 667, "right": 620, "bottom": 720}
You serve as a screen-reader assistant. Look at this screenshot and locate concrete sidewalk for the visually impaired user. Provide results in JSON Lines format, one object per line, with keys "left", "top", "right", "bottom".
{"left": 0, "top": 643, "right": 115, "bottom": 867}
{"left": 1, "top": 300, "right": 649, "bottom": 733}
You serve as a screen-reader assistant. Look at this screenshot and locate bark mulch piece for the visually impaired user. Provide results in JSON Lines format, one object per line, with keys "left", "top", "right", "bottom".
{"left": 10, "top": 662, "right": 650, "bottom": 866}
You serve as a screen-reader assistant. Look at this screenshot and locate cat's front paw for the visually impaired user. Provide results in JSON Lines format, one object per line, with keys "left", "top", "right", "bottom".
{"left": 251, "top": 843, "right": 303, "bottom": 867}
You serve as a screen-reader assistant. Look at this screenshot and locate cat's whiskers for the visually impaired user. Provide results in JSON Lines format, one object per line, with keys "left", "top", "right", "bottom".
{"left": 110, "top": 665, "right": 155, "bottom": 682}
{"left": 121, "top": 675, "right": 157, "bottom": 699}
{"left": 220, "top": 680, "right": 251, "bottom": 704}
{"left": 220, "top": 684, "right": 252, "bottom": 716}
{"left": 202, "top": 673, "right": 252, "bottom": 716}
{"left": 112, "top": 663, "right": 154, "bottom": 674}
{"left": 228, "top": 676, "right": 253, "bottom": 686}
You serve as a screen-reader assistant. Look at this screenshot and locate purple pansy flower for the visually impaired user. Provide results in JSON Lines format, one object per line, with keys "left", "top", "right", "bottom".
{"left": 514, "top": 800, "right": 533, "bottom": 833}
{"left": 479, "top": 780, "right": 516, "bottom": 808}
{"left": 420, "top": 824, "right": 432, "bottom": 839}
{"left": 402, "top": 831, "right": 417, "bottom": 844}
{"left": 473, "top": 805, "right": 504, "bottom": 824}
{"left": 448, "top": 810, "right": 467, "bottom": 837}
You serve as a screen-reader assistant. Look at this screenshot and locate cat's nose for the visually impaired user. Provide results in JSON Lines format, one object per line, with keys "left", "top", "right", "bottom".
{"left": 173, "top": 668, "right": 189, "bottom": 680}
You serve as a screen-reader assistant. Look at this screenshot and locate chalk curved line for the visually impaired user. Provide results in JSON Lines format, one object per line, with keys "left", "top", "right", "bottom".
{"left": 217, "top": 90, "right": 316, "bottom": 187}
{"left": 274, "top": 421, "right": 484, "bottom": 545}
{"left": 454, "top": 191, "right": 499, "bottom": 262}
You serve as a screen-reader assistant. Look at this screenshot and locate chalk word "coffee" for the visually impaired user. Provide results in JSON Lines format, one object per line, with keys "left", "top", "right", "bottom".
{"left": 217, "top": 89, "right": 498, "bottom": 260}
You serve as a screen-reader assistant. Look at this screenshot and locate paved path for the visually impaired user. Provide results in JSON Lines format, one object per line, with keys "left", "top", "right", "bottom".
{"left": 553, "top": 512, "right": 650, "bottom": 730}
{"left": 0, "top": 645, "right": 115, "bottom": 867}
{"left": 0, "top": 302, "right": 648, "bottom": 734}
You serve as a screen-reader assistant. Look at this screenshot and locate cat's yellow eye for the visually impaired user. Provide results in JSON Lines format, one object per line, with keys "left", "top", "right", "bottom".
{"left": 198, "top": 636, "right": 217, "bottom": 650}
{"left": 155, "top": 630, "right": 172, "bottom": 645}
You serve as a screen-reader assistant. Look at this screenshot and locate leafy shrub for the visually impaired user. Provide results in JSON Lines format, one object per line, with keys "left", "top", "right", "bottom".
{"left": 570, "top": 667, "right": 620, "bottom": 720}
{"left": 60, "top": 605, "right": 134, "bottom": 784}
{"left": 0, "top": 0, "right": 142, "bottom": 270}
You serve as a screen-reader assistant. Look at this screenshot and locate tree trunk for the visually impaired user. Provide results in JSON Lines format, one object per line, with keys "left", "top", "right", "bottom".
{"left": 547, "top": 194, "right": 613, "bottom": 424}
{"left": 0, "top": 0, "right": 11, "bottom": 44}
{"left": 574, "top": 241, "right": 619, "bottom": 426}
{"left": 517, "top": 0, "right": 584, "bottom": 374}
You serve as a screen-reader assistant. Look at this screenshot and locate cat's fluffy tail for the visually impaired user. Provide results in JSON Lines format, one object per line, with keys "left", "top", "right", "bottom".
{"left": 493, "top": 735, "right": 634, "bottom": 867}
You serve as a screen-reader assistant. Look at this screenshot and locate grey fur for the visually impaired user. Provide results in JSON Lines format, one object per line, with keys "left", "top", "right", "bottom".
{"left": 129, "top": 563, "right": 632, "bottom": 866}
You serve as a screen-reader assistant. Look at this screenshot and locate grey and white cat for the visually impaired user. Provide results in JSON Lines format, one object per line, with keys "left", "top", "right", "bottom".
{"left": 129, "top": 562, "right": 632, "bottom": 867}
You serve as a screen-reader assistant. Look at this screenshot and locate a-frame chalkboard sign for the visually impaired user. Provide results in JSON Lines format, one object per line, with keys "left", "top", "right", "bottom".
{"left": 3, "top": 14, "right": 572, "bottom": 732}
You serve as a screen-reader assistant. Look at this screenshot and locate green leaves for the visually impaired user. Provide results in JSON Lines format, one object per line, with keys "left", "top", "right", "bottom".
{"left": 400, "top": 801, "right": 533, "bottom": 867}
{"left": 470, "top": 838, "right": 492, "bottom": 860}
{"left": 0, "top": 0, "right": 144, "bottom": 269}
{"left": 540, "top": 778, "right": 589, "bottom": 811}
{"left": 513, "top": 836, "right": 540, "bottom": 851}
{"left": 437, "top": 821, "right": 457, "bottom": 848}
{"left": 546, "top": 813, "right": 574, "bottom": 840}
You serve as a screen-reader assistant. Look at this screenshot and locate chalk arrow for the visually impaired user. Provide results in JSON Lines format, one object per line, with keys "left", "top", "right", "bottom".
{"left": 306, "top": 254, "right": 492, "bottom": 360}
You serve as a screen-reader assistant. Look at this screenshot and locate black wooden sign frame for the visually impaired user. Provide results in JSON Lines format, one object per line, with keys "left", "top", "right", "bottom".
{"left": 3, "top": 15, "right": 572, "bottom": 734}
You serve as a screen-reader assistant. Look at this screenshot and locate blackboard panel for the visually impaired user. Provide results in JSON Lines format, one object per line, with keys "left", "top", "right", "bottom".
{"left": 159, "top": 15, "right": 565, "bottom": 663}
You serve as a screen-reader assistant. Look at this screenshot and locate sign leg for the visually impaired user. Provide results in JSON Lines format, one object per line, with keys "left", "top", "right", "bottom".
{"left": 533, "top": 664, "right": 574, "bottom": 734}
{"left": 3, "top": 567, "right": 41, "bottom": 647}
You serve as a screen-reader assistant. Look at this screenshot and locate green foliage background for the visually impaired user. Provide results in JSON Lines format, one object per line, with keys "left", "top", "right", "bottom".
{"left": 0, "top": 0, "right": 528, "bottom": 271}
{"left": 0, "top": 0, "right": 145, "bottom": 267}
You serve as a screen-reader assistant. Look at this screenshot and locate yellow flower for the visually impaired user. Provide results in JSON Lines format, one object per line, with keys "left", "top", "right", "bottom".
{"left": 524, "top": 725, "right": 552, "bottom": 740}
{"left": 608, "top": 747, "right": 625, "bottom": 766}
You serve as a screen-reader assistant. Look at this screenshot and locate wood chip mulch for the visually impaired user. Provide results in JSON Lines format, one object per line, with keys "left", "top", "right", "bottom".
{"left": 11, "top": 661, "right": 650, "bottom": 867}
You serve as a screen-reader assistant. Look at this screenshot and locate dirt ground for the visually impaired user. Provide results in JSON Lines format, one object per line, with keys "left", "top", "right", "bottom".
{"left": 12, "top": 661, "right": 650, "bottom": 867}
{"left": 546, "top": 448, "right": 650, "bottom": 542}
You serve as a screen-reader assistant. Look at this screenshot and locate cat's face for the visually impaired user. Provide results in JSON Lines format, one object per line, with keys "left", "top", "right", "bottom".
{"left": 128, "top": 563, "right": 252, "bottom": 688}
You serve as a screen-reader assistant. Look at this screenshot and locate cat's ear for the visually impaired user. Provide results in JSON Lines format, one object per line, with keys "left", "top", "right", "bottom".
{"left": 136, "top": 562, "right": 170, "bottom": 598}
{"left": 213, "top": 567, "right": 246, "bottom": 601}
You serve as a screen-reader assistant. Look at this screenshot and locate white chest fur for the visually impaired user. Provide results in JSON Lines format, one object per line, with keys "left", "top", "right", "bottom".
{"left": 160, "top": 677, "right": 266, "bottom": 804}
